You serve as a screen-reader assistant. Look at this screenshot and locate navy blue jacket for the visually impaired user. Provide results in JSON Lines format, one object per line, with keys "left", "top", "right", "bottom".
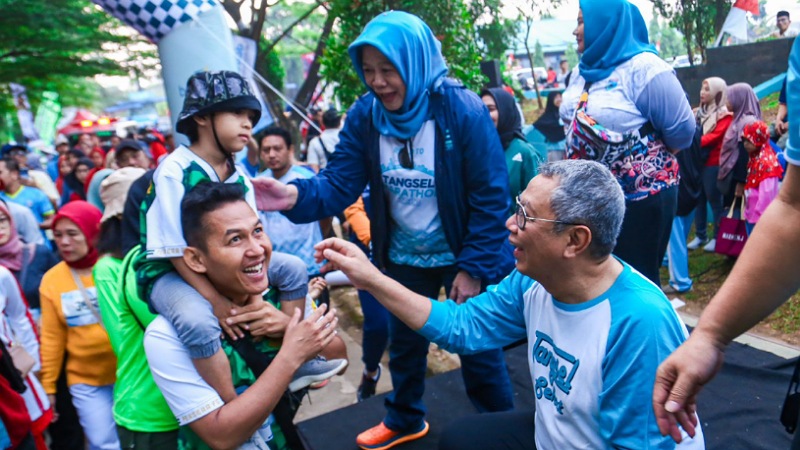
{"left": 285, "top": 79, "right": 515, "bottom": 283}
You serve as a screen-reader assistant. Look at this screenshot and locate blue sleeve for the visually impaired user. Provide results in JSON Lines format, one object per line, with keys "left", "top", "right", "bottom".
{"left": 451, "top": 89, "right": 514, "bottom": 280}
{"left": 599, "top": 291, "right": 689, "bottom": 449}
{"left": 284, "top": 98, "right": 371, "bottom": 223}
{"left": 635, "top": 71, "right": 696, "bottom": 150}
{"left": 787, "top": 38, "right": 800, "bottom": 165}
{"left": 418, "top": 270, "right": 531, "bottom": 354}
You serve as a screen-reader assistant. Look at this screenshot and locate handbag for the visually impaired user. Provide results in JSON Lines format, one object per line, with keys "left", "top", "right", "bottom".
{"left": 715, "top": 196, "right": 748, "bottom": 257}
{"left": 781, "top": 357, "right": 800, "bottom": 433}
{"left": 8, "top": 343, "right": 35, "bottom": 378}
{"left": 567, "top": 82, "right": 649, "bottom": 162}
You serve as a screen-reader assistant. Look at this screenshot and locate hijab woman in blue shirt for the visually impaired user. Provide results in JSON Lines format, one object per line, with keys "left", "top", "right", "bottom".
{"left": 559, "top": 0, "right": 695, "bottom": 285}
{"left": 253, "top": 11, "right": 515, "bottom": 450}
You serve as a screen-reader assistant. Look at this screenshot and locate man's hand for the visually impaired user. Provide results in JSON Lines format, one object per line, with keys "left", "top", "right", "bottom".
{"left": 450, "top": 270, "right": 481, "bottom": 304}
{"left": 653, "top": 333, "right": 725, "bottom": 443}
{"left": 226, "top": 300, "right": 289, "bottom": 338}
{"left": 251, "top": 177, "right": 298, "bottom": 211}
{"left": 281, "top": 305, "right": 339, "bottom": 366}
{"left": 314, "top": 238, "right": 382, "bottom": 291}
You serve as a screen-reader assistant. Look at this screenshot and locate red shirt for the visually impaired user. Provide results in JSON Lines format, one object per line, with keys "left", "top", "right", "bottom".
{"left": 700, "top": 115, "right": 732, "bottom": 167}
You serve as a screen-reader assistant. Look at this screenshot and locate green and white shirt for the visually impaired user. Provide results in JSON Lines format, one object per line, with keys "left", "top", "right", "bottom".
{"left": 134, "top": 145, "right": 256, "bottom": 302}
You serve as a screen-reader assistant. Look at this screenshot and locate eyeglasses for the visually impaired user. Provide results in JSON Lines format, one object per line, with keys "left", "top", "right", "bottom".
{"left": 398, "top": 140, "right": 414, "bottom": 169}
{"left": 515, "top": 196, "right": 579, "bottom": 230}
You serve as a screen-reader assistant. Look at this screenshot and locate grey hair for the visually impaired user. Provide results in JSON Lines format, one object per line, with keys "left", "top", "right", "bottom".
{"left": 538, "top": 160, "right": 625, "bottom": 259}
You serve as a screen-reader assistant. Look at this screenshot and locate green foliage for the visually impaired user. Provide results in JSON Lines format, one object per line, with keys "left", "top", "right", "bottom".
{"left": 652, "top": 0, "right": 728, "bottom": 63}
{"left": 564, "top": 44, "right": 579, "bottom": 68}
{"left": 258, "top": 37, "right": 286, "bottom": 92}
{"left": 469, "top": 0, "right": 518, "bottom": 61}
{"left": 0, "top": 0, "right": 137, "bottom": 82}
{"left": 0, "top": 0, "right": 157, "bottom": 139}
{"left": 649, "top": 13, "right": 686, "bottom": 61}
{"left": 533, "top": 41, "right": 545, "bottom": 68}
{"left": 320, "top": 0, "right": 486, "bottom": 107}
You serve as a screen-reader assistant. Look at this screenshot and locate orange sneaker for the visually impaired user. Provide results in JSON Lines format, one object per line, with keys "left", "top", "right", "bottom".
{"left": 356, "top": 421, "right": 429, "bottom": 450}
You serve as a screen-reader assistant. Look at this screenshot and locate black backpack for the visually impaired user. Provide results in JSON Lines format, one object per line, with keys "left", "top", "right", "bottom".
{"left": 675, "top": 122, "right": 707, "bottom": 217}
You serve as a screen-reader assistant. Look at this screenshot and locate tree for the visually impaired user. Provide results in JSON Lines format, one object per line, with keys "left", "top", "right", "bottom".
{"left": 649, "top": 12, "right": 686, "bottom": 61}
{"left": 319, "top": 0, "right": 485, "bottom": 108}
{"left": 516, "top": 0, "right": 562, "bottom": 108}
{"left": 533, "top": 41, "right": 546, "bottom": 68}
{"left": 469, "top": 0, "right": 518, "bottom": 61}
{"left": 219, "top": 0, "right": 333, "bottom": 135}
{"left": 564, "top": 43, "right": 579, "bottom": 68}
{"left": 651, "top": 0, "right": 730, "bottom": 64}
{"left": 0, "top": 0, "right": 156, "bottom": 139}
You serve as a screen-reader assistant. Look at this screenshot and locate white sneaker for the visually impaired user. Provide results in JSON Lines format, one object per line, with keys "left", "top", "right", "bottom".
{"left": 687, "top": 237, "right": 706, "bottom": 250}
{"left": 703, "top": 239, "right": 716, "bottom": 252}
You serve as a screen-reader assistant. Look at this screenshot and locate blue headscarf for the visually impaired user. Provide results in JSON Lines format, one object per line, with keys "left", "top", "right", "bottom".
{"left": 348, "top": 11, "right": 448, "bottom": 140}
{"left": 579, "top": 0, "right": 656, "bottom": 83}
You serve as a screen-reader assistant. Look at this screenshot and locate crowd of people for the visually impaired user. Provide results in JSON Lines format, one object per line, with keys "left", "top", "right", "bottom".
{"left": 2, "top": 0, "right": 800, "bottom": 449}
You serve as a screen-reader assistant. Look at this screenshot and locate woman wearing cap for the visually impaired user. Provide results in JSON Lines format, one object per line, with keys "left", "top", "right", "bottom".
{"left": 253, "top": 11, "right": 515, "bottom": 449}
{"left": 39, "top": 201, "right": 118, "bottom": 449}
{"left": 558, "top": 0, "right": 695, "bottom": 285}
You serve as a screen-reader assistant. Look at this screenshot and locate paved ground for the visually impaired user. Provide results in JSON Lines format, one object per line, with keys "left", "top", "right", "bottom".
{"left": 295, "top": 288, "right": 800, "bottom": 424}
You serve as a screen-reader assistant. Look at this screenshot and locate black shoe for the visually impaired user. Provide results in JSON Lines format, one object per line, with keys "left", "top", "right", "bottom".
{"left": 357, "top": 365, "right": 381, "bottom": 402}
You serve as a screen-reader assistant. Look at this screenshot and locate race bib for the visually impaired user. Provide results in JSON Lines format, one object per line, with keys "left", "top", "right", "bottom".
{"left": 60, "top": 288, "right": 100, "bottom": 327}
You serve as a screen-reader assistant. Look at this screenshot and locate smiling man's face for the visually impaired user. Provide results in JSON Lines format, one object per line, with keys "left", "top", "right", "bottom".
{"left": 193, "top": 200, "right": 272, "bottom": 301}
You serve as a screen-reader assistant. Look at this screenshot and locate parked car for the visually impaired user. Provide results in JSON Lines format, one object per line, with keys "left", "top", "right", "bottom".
{"left": 670, "top": 54, "right": 703, "bottom": 68}
{"left": 508, "top": 67, "right": 548, "bottom": 91}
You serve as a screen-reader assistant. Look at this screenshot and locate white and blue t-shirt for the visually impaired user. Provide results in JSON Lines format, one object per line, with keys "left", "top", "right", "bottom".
{"left": 258, "top": 166, "right": 324, "bottom": 276}
{"left": 420, "top": 261, "right": 705, "bottom": 449}
{"left": 379, "top": 120, "right": 455, "bottom": 268}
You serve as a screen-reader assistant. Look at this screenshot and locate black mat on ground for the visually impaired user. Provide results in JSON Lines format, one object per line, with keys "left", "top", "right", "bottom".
{"left": 297, "top": 340, "right": 797, "bottom": 449}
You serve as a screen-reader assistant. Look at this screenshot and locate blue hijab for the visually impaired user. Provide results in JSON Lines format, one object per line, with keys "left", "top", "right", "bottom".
{"left": 579, "top": 0, "right": 656, "bottom": 83}
{"left": 349, "top": 11, "right": 448, "bottom": 140}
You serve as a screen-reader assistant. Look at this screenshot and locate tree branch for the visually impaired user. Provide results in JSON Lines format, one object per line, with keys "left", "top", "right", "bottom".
{"left": 261, "top": 0, "right": 325, "bottom": 55}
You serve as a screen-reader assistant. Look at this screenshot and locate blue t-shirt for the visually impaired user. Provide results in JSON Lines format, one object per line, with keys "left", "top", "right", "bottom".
{"left": 258, "top": 166, "right": 324, "bottom": 276}
{"left": 2, "top": 186, "right": 54, "bottom": 224}
{"left": 379, "top": 120, "right": 455, "bottom": 268}
{"left": 419, "top": 261, "right": 704, "bottom": 449}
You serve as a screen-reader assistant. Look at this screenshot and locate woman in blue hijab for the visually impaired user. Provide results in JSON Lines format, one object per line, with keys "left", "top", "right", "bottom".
{"left": 558, "top": 0, "right": 696, "bottom": 286}
{"left": 252, "top": 11, "right": 515, "bottom": 450}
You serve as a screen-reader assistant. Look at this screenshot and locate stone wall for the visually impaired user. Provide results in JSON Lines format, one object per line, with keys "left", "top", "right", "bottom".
{"left": 676, "top": 37, "right": 795, "bottom": 105}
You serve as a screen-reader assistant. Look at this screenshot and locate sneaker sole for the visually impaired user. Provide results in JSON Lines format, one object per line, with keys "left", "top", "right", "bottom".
{"left": 289, "top": 359, "right": 348, "bottom": 392}
{"left": 357, "top": 422, "right": 429, "bottom": 450}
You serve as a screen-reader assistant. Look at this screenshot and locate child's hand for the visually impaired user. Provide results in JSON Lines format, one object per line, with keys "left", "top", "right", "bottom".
{"left": 227, "top": 300, "right": 289, "bottom": 338}
{"left": 308, "top": 277, "right": 327, "bottom": 300}
{"left": 212, "top": 295, "right": 246, "bottom": 340}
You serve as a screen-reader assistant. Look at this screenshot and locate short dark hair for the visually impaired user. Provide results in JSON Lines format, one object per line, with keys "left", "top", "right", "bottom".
{"left": 778, "top": 10, "right": 790, "bottom": 19}
{"left": 1, "top": 158, "right": 19, "bottom": 174}
{"left": 322, "top": 109, "right": 341, "bottom": 129}
{"left": 261, "top": 127, "right": 292, "bottom": 148}
{"left": 181, "top": 182, "right": 247, "bottom": 251}
{"left": 183, "top": 119, "right": 200, "bottom": 143}
{"left": 97, "top": 218, "right": 124, "bottom": 259}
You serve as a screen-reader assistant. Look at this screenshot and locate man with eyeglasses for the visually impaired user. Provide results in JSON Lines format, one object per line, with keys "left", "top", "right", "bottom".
{"left": 314, "top": 159, "right": 705, "bottom": 450}
{"left": 772, "top": 11, "right": 798, "bottom": 38}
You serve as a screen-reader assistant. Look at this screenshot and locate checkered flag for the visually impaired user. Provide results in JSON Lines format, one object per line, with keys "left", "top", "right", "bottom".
{"left": 93, "top": 0, "right": 217, "bottom": 44}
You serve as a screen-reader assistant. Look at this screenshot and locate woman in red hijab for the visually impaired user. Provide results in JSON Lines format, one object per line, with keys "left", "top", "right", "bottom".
{"left": 38, "top": 201, "right": 119, "bottom": 449}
